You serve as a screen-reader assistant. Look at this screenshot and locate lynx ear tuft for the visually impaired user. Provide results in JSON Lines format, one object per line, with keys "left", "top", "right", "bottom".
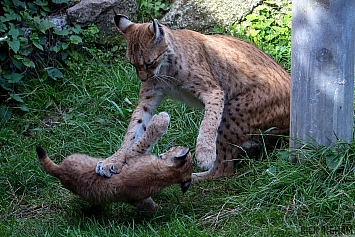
{"left": 149, "top": 19, "right": 164, "bottom": 43}
{"left": 114, "top": 14, "right": 132, "bottom": 34}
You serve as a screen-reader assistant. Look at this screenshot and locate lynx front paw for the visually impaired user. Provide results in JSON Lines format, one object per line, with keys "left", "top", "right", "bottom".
{"left": 196, "top": 145, "right": 216, "bottom": 171}
{"left": 95, "top": 161, "right": 121, "bottom": 178}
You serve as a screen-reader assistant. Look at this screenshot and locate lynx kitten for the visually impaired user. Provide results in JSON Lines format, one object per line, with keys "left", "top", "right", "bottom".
{"left": 96, "top": 14, "right": 290, "bottom": 179}
{"left": 37, "top": 112, "right": 192, "bottom": 211}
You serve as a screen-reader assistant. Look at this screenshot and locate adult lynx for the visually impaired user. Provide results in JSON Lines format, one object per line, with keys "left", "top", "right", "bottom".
{"left": 37, "top": 112, "right": 192, "bottom": 211}
{"left": 96, "top": 14, "right": 290, "bottom": 179}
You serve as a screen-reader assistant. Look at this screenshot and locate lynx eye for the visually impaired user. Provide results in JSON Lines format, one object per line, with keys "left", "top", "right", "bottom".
{"left": 145, "top": 60, "right": 156, "bottom": 68}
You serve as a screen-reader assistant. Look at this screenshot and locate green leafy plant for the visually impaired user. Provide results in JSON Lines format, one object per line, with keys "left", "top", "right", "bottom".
{"left": 216, "top": 0, "right": 291, "bottom": 70}
{"left": 0, "top": 0, "right": 84, "bottom": 124}
{"left": 139, "top": 0, "right": 170, "bottom": 20}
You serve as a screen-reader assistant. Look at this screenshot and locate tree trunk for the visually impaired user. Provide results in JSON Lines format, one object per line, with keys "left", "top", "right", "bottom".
{"left": 290, "top": 0, "right": 355, "bottom": 154}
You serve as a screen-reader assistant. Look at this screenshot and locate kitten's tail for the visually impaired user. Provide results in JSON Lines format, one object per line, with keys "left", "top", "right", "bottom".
{"left": 36, "top": 146, "right": 60, "bottom": 177}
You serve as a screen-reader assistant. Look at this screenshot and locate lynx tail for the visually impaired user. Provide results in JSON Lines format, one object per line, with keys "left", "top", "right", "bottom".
{"left": 36, "top": 146, "right": 47, "bottom": 159}
{"left": 36, "top": 146, "right": 60, "bottom": 177}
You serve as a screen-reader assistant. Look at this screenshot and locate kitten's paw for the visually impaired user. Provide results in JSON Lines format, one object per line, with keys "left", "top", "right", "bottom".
{"left": 196, "top": 147, "right": 216, "bottom": 171}
{"left": 95, "top": 161, "right": 120, "bottom": 178}
{"left": 151, "top": 112, "right": 170, "bottom": 132}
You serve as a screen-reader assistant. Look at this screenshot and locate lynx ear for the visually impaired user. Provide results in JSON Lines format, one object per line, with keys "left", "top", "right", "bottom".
{"left": 114, "top": 14, "right": 133, "bottom": 34}
{"left": 149, "top": 19, "right": 164, "bottom": 43}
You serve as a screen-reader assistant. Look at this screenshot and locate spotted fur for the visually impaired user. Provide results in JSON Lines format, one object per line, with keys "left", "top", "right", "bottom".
{"left": 37, "top": 112, "right": 193, "bottom": 211}
{"left": 96, "top": 15, "right": 290, "bottom": 179}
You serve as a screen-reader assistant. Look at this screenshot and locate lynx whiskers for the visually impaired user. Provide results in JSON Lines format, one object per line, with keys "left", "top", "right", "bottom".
{"left": 95, "top": 14, "right": 290, "bottom": 180}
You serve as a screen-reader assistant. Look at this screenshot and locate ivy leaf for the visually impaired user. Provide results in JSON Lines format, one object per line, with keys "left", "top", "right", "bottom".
{"left": 34, "top": 0, "right": 47, "bottom": 7}
{"left": 37, "top": 20, "right": 54, "bottom": 34}
{"left": 54, "top": 29, "right": 71, "bottom": 36}
{"left": 18, "top": 43, "right": 33, "bottom": 56}
{"left": 249, "top": 29, "right": 261, "bottom": 37}
{"left": 0, "top": 23, "right": 8, "bottom": 33}
{"left": 32, "top": 40, "right": 43, "bottom": 50}
{"left": 52, "top": 0, "right": 69, "bottom": 3}
{"left": 69, "top": 35, "right": 82, "bottom": 44}
{"left": 13, "top": 0, "right": 27, "bottom": 8}
{"left": 0, "top": 106, "right": 12, "bottom": 125}
{"left": 30, "top": 33, "right": 44, "bottom": 50}
{"left": 0, "top": 77, "right": 11, "bottom": 91}
{"left": 0, "top": 51, "right": 6, "bottom": 61}
{"left": 22, "top": 58, "right": 35, "bottom": 68}
{"left": 39, "top": 35, "right": 47, "bottom": 46}
{"left": 5, "top": 73, "right": 24, "bottom": 83}
{"left": 11, "top": 57, "right": 23, "bottom": 69}
{"left": 255, "top": 5, "right": 269, "bottom": 11}
{"left": 33, "top": 16, "right": 41, "bottom": 25}
{"left": 8, "top": 40, "right": 20, "bottom": 53}
{"left": 51, "top": 44, "right": 61, "bottom": 53}
{"left": 41, "top": 6, "right": 50, "bottom": 12}
{"left": 245, "top": 14, "right": 259, "bottom": 22}
{"left": 8, "top": 93, "right": 24, "bottom": 103}
{"left": 47, "top": 68, "right": 63, "bottom": 80}
{"left": 71, "top": 25, "right": 81, "bottom": 34}
{"left": 8, "top": 28, "right": 20, "bottom": 39}
{"left": 61, "top": 42, "right": 68, "bottom": 50}
{"left": 61, "top": 51, "right": 68, "bottom": 60}
{"left": 2, "top": 12, "right": 20, "bottom": 22}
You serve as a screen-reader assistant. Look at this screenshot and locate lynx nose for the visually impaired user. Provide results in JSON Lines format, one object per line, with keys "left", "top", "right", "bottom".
{"left": 136, "top": 70, "right": 151, "bottom": 81}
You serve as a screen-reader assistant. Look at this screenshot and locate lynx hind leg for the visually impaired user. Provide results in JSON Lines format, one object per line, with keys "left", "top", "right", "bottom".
{"left": 129, "top": 112, "right": 170, "bottom": 155}
{"left": 193, "top": 89, "right": 289, "bottom": 180}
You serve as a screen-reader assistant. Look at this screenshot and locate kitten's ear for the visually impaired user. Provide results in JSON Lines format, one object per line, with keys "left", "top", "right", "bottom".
{"left": 180, "top": 179, "right": 191, "bottom": 194}
{"left": 114, "top": 14, "right": 132, "bottom": 34}
{"left": 171, "top": 147, "right": 190, "bottom": 166}
{"left": 149, "top": 19, "right": 164, "bottom": 43}
{"left": 175, "top": 147, "right": 190, "bottom": 160}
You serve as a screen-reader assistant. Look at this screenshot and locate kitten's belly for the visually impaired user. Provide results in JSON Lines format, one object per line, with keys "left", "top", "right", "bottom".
{"left": 166, "top": 88, "right": 204, "bottom": 109}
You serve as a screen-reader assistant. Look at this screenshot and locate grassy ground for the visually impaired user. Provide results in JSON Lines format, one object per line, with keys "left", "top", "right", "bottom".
{"left": 1, "top": 45, "right": 355, "bottom": 236}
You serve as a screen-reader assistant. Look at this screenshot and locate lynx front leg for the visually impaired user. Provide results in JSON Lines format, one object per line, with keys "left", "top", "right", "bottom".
{"left": 192, "top": 144, "right": 236, "bottom": 180}
{"left": 96, "top": 84, "right": 164, "bottom": 177}
{"left": 195, "top": 89, "right": 224, "bottom": 170}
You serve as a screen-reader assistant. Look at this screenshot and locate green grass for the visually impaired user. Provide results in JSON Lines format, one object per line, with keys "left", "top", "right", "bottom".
{"left": 1, "top": 48, "right": 355, "bottom": 236}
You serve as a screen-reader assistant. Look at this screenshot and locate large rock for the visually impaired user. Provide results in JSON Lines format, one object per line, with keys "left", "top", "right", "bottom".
{"left": 67, "top": 0, "right": 138, "bottom": 38}
{"left": 160, "top": 0, "right": 262, "bottom": 33}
